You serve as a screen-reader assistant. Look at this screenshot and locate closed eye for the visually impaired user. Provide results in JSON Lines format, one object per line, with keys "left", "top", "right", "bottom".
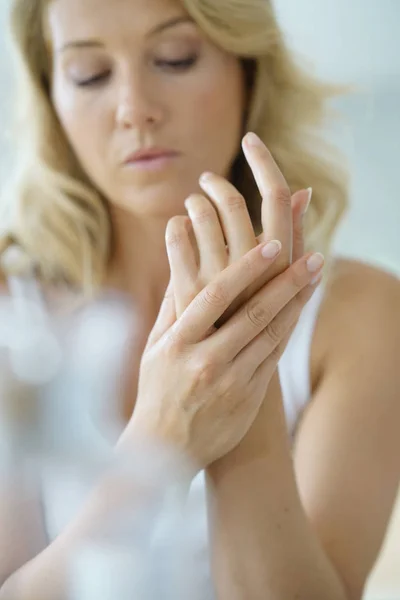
{"left": 75, "top": 72, "right": 111, "bottom": 87}
{"left": 155, "top": 56, "right": 198, "bottom": 70}
{"left": 74, "top": 55, "right": 197, "bottom": 88}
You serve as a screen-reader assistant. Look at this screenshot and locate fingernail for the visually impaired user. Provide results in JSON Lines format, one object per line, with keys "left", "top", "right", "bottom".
{"left": 261, "top": 240, "right": 282, "bottom": 259}
{"left": 200, "top": 172, "right": 213, "bottom": 184}
{"left": 303, "top": 187, "right": 313, "bottom": 215}
{"left": 307, "top": 252, "right": 325, "bottom": 273}
{"left": 245, "top": 132, "right": 262, "bottom": 147}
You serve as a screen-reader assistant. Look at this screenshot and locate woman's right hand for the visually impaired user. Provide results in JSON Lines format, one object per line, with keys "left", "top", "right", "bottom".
{"left": 127, "top": 243, "right": 323, "bottom": 475}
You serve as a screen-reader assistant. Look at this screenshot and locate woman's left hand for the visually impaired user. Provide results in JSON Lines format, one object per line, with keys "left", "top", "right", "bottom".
{"left": 170, "top": 133, "right": 313, "bottom": 326}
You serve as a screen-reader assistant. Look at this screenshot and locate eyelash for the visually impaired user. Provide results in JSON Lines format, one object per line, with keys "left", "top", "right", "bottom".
{"left": 75, "top": 56, "right": 198, "bottom": 88}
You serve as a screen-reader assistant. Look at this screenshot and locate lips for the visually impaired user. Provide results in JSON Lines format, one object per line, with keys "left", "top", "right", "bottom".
{"left": 123, "top": 148, "right": 179, "bottom": 164}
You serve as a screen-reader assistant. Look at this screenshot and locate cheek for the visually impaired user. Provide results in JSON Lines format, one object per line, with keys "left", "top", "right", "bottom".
{"left": 52, "top": 81, "right": 107, "bottom": 169}
{"left": 195, "top": 59, "right": 243, "bottom": 126}
{"left": 200, "top": 84, "right": 242, "bottom": 132}
{"left": 183, "top": 62, "right": 245, "bottom": 170}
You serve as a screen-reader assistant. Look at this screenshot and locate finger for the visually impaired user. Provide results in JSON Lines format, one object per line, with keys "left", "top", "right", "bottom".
{"left": 235, "top": 280, "right": 318, "bottom": 379}
{"left": 242, "top": 132, "right": 293, "bottom": 273}
{"left": 164, "top": 216, "right": 200, "bottom": 319}
{"left": 145, "top": 277, "right": 176, "bottom": 350}
{"left": 184, "top": 194, "right": 227, "bottom": 280}
{"left": 198, "top": 172, "right": 257, "bottom": 262}
{"left": 206, "top": 252, "right": 325, "bottom": 362}
{"left": 291, "top": 188, "right": 312, "bottom": 262}
{"left": 241, "top": 188, "right": 308, "bottom": 316}
{"left": 171, "top": 240, "right": 282, "bottom": 345}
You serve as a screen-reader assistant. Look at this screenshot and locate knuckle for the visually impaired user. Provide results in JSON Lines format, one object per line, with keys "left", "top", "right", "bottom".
{"left": 246, "top": 300, "right": 273, "bottom": 328}
{"left": 186, "top": 195, "right": 215, "bottom": 224}
{"left": 191, "top": 209, "right": 214, "bottom": 225}
{"left": 271, "top": 186, "right": 291, "bottom": 207}
{"left": 201, "top": 282, "right": 229, "bottom": 309}
{"left": 193, "top": 356, "right": 218, "bottom": 384}
{"left": 263, "top": 318, "right": 283, "bottom": 345}
{"left": 224, "top": 193, "right": 247, "bottom": 213}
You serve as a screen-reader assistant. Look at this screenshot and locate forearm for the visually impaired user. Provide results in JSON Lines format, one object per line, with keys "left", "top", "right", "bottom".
{"left": 1, "top": 436, "right": 190, "bottom": 600}
{"left": 206, "top": 376, "right": 348, "bottom": 600}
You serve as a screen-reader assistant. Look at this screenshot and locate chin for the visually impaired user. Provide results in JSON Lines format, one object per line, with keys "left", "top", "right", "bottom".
{"left": 113, "top": 189, "right": 185, "bottom": 219}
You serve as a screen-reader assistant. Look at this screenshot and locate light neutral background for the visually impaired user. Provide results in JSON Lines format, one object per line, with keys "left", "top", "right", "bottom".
{"left": 275, "top": 4, "right": 399, "bottom": 598}
{"left": 0, "top": 1, "right": 399, "bottom": 598}
{"left": 274, "top": 3, "right": 400, "bottom": 598}
{"left": 274, "top": 0, "right": 400, "bottom": 277}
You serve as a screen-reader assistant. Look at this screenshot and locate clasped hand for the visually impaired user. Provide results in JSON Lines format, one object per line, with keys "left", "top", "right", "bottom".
{"left": 130, "top": 133, "right": 324, "bottom": 475}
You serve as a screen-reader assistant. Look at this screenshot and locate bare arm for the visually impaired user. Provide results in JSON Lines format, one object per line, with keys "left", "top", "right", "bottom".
{"left": 206, "top": 372, "right": 349, "bottom": 600}
{"left": 206, "top": 263, "right": 400, "bottom": 600}
{"left": 0, "top": 470, "right": 47, "bottom": 590}
{"left": 0, "top": 437, "right": 187, "bottom": 600}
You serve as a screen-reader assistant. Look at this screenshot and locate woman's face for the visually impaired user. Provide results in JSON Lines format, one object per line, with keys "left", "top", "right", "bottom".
{"left": 48, "top": 0, "right": 246, "bottom": 219}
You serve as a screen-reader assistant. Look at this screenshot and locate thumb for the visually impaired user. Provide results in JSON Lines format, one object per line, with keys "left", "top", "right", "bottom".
{"left": 144, "top": 277, "right": 177, "bottom": 350}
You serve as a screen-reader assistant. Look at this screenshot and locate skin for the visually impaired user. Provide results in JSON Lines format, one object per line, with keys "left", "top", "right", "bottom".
{"left": 48, "top": 0, "right": 246, "bottom": 319}
{"left": 166, "top": 136, "right": 400, "bottom": 599}
{"left": 1, "top": 0, "right": 400, "bottom": 599}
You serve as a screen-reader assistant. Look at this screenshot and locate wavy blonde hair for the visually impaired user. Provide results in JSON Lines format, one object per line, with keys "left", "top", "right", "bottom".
{"left": 1, "top": 0, "right": 352, "bottom": 296}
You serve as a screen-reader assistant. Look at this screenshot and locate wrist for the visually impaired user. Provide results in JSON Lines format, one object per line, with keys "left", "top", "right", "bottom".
{"left": 116, "top": 417, "right": 198, "bottom": 490}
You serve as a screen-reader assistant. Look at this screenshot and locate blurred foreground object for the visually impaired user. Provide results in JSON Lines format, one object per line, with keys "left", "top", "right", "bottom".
{"left": 0, "top": 281, "right": 205, "bottom": 599}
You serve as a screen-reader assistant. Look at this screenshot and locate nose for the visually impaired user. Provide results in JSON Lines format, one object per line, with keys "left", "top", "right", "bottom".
{"left": 115, "top": 71, "right": 165, "bottom": 130}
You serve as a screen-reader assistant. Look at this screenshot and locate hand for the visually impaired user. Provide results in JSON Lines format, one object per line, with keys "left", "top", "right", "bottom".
{"left": 130, "top": 244, "right": 323, "bottom": 475}
{"left": 168, "top": 135, "right": 315, "bottom": 459}
{"left": 172, "top": 133, "right": 312, "bottom": 326}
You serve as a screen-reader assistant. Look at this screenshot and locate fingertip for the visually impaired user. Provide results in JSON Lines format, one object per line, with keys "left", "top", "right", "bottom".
{"left": 304, "top": 188, "right": 313, "bottom": 215}
{"left": 261, "top": 240, "right": 282, "bottom": 259}
{"left": 309, "top": 272, "right": 323, "bottom": 287}
{"left": 290, "top": 190, "right": 304, "bottom": 209}
{"left": 243, "top": 132, "right": 262, "bottom": 148}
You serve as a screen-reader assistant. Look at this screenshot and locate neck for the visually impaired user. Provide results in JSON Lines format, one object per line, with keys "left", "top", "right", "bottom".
{"left": 105, "top": 205, "right": 172, "bottom": 324}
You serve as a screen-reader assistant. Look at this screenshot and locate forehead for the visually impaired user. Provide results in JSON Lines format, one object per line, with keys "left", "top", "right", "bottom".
{"left": 47, "top": 0, "right": 188, "bottom": 46}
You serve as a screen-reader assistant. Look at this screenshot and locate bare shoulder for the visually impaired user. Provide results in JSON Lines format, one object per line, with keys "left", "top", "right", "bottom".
{"left": 324, "top": 257, "right": 399, "bottom": 320}
{"left": 311, "top": 257, "right": 400, "bottom": 387}
{"left": 294, "top": 263, "right": 400, "bottom": 598}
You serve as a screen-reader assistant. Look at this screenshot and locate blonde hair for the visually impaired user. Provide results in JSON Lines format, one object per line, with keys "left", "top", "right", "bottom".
{"left": 1, "top": 0, "right": 353, "bottom": 296}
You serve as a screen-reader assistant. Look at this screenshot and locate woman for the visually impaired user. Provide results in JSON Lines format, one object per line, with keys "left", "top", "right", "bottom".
{"left": 0, "top": 0, "right": 399, "bottom": 599}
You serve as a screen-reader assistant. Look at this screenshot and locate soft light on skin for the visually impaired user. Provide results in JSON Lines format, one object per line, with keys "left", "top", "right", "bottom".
{"left": 48, "top": 0, "right": 245, "bottom": 217}
{"left": 46, "top": 0, "right": 246, "bottom": 317}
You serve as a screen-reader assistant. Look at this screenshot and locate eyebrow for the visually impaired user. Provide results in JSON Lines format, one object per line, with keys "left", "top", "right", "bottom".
{"left": 57, "top": 16, "right": 194, "bottom": 53}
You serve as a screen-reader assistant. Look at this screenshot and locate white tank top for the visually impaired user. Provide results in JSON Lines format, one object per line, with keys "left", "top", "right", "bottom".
{"left": 4, "top": 275, "right": 326, "bottom": 594}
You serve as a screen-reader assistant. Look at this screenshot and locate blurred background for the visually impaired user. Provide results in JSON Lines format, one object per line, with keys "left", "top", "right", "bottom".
{"left": 274, "top": 3, "right": 400, "bottom": 598}
{"left": 274, "top": 0, "right": 400, "bottom": 277}
{"left": 0, "top": 1, "right": 399, "bottom": 599}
